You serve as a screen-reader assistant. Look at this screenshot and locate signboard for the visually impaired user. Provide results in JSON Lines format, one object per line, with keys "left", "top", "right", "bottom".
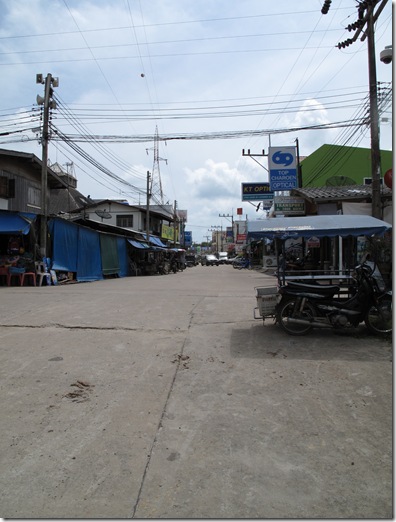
{"left": 262, "top": 201, "right": 273, "bottom": 210}
{"left": 242, "top": 182, "right": 274, "bottom": 201}
{"left": 268, "top": 146, "right": 298, "bottom": 191}
{"left": 161, "top": 223, "right": 178, "bottom": 241}
{"left": 178, "top": 209, "right": 188, "bottom": 221}
{"left": 307, "top": 236, "right": 320, "bottom": 248}
{"left": 184, "top": 231, "right": 192, "bottom": 246}
{"left": 274, "top": 196, "right": 305, "bottom": 216}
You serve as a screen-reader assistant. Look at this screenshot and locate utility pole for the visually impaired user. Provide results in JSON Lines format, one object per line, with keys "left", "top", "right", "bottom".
{"left": 210, "top": 226, "right": 221, "bottom": 252}
{"left": 173, "top": 200, "right": 178, "bottom": 247}
{"left": 146, "top": 171, "right": 151, "bottom": 243}
{"left": 242, "top": 149, "right": 268, "bottom": 171}
{"left": 36, "top": 73, "right": 58, "bottom": 257}
{"left": 219, "top": 213, "right": 234, "bottom": 243}
{"left": 366, "top": 1, "right": 382, "bottom": 218}
{"left": 295, "top": 138, "right": 302, "bottom": 188}
{"left": 329, "top": 0, "right": 389, "bottom": 219}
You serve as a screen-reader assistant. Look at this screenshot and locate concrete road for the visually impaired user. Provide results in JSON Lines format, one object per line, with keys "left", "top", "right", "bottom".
{"left": 0, "top": 265, "right": 392, "bottom": 518}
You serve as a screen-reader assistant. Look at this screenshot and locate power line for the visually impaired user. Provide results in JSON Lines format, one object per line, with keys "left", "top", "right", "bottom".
{"left": 49, "top": 119, "right": 366, "bottom": 144}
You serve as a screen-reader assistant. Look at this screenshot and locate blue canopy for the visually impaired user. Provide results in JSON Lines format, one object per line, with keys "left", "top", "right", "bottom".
{"left": 128, "top": 239, "right": 150, "bottom": 249}
{"left": 0, "top": 211, "right": 37, "bottom": 235}
{"left": 143, "top": 234, "right": 168, "bottom": 248}
{"left": 247, "top": 215, "right": 391, "bottom": 241}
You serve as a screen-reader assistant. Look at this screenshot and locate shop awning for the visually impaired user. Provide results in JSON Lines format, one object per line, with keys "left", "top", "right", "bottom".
{"left": 0, "top": 211, "right": 37, "bottom": 235}
{"left": 143, "top": 234, "right": 168, "bottom": 248}
{"left": 247, "top": 215, "right": 391, "bottom": 241}
{"left": 128, "top": 239, "right": 150, "bottom": 249}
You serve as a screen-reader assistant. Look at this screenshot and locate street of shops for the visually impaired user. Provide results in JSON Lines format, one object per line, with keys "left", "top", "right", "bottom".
{"left": 0, "top": 266, "right": 392, "bottom": 518}
{"left": 0, "top": 212, "right": 187, "bottom": 286}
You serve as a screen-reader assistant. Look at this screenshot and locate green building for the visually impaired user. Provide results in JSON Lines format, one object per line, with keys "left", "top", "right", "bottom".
{"left": 300, "top": 144, "right": 392, "bottom": 187}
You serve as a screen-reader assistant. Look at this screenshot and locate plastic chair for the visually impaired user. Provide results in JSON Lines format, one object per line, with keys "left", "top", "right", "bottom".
{"left": 35, "top": 262, "right": 48, "bottom": 287}
{"left": 21, "top": 270, "right": 36, "bottom": 286}
{"left": 8, "top": 267, "right": 24, "bottom": 286}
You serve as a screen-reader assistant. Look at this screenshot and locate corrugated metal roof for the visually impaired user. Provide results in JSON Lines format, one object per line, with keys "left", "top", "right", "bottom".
{"left": 248, "top": 215, "right": 391, "bottom": 240}
{"left": 291, "top": 184, "right": 392, "bottom": 203}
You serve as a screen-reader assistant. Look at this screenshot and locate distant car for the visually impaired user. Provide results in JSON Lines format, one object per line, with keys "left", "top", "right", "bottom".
{"left": 201, "top": 254, "right": 219, "bottom": 266}
{"left": 185, "top": 254, "right": 197, "bottom": 267}
{"left": 217, "top": 252, "right": 229, "bottom": 264}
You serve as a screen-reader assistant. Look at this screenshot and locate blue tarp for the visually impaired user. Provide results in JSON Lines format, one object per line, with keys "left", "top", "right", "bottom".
{"left": 128, "top": 239, "right": 150, "bottom": 249}
{"left": 49, "top": 218, "right": 78, "bottom": 272}
{"left": 77, "top": 226, "right": 103, "bottom": 282}
{"left": 247, "top": 215, "right": 392, "bottom": 241}
{"left": 49, "top": 218, "right": 103, "bottom": 281}
{"left": 0, "top": 211, "right": 37, "bottom": 235}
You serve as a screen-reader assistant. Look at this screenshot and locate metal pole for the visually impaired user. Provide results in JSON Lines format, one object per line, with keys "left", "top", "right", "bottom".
{"left": 367, "top": 4, "right": 382, "bottom": 219}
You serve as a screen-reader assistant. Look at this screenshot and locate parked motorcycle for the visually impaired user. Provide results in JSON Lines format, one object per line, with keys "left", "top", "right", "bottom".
{"left": 170, "top": 258, "right": 178, "bottom": 273}
{"left": 233, "top": 257, "right": 251, "bottom": 269}
{"left": 275, "top": 262, "right": 392, "bottom": 336}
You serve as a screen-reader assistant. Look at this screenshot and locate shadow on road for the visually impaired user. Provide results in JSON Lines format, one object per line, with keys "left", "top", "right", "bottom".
{"left": 230, "top": 321, "right": 392, "bottom": 362}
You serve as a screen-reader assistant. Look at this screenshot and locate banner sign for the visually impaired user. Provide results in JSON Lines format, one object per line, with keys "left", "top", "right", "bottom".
{"left": 162, "top": 223, "right": 177, "bottom": 241}
{"left": 268, "top": 147, "right": 298, "bottom": 191}
{"left": 274, "top": 196, "right": 305, "bottom": 216}
{"left": 242, "top": 182, "right": 274, "bottom": 201}
{"left": 184, "top": 231, "right": 192, "bottom": 246}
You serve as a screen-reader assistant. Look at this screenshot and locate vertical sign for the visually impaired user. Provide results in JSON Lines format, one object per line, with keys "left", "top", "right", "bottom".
{"left": 268, "top": 146, "right": 298, "bottom": 191}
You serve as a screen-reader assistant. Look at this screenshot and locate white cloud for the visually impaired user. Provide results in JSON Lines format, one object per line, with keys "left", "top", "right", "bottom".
{"left": 0, "top": 0, "right": 392, "bottom": 242}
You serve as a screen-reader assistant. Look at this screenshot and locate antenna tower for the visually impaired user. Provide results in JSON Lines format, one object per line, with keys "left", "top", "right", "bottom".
{"left": 146, "top": 126, "right": 166, "bottom": 204}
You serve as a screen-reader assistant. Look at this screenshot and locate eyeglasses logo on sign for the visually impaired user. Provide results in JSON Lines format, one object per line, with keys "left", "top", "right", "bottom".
{"left": 268, "top": 146, "right": 298, "bottom": 191}
{"left": 271, "top": 151, "right": 294, "bottom": 167}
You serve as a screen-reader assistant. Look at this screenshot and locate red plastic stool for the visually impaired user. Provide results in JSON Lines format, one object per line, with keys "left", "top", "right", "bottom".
{"left": 21, "top": 271, "right": 36, "bottom": 286}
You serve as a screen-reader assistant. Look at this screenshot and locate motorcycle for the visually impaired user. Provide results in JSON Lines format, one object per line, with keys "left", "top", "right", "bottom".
{"left": 275, "top": 262, "right": 392, "bottom": 336}
{"left": 233, "top": 257, "right": 251, "bottom": 269}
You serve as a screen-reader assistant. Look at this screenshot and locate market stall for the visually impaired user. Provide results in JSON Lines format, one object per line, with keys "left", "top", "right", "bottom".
{"left": 0, "top": 211, "right": 38, "bottom": 286}
{"left": 247, "top": 214, "right": 391, "bottom": 285}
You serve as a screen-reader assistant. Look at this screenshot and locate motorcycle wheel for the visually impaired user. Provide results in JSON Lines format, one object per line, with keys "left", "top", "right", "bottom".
{"left": 276, "top": 298, "right": 316, "bottom": 335}
{"left": 364, "top": 296, "right": 392, "bottom": 335}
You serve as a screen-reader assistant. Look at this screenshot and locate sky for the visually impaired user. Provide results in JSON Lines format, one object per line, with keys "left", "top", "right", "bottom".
{"left": 0, "top": 0, "right": 393, "bottom": 243}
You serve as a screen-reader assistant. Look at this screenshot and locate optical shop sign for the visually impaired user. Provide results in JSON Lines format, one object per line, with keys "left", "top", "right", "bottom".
{"left": 241, "top": 182, "right": 273, "bottom": 201}
{"left": 269, "top": 146, "right": 298, "bottom": 191}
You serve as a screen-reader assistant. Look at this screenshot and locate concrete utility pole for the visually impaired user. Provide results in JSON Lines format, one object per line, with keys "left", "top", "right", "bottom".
{"left": 36, "top": 73, "right": 58, "bottom": 257}
{"left": 219, "top": 213, "right": 234, "bottom": 243}
{"left": 329, "top": 0, "right": 389, "bottom": 219}
{"left": 242, "top": 149, "right": 268, "bottom": 171}
{"left": 210, "top": 226, "right": 222, "bottom": 252}
{"left": 173, "top": 200, "right": 178, "bottom": 247}
{"left": 366, "top": 2, "right": 382, "bottom": 219}
{"left": 146, "top": 171, "right": 151, "bottom": 243}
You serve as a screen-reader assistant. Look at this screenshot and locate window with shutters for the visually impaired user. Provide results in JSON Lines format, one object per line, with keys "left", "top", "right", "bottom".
{"left": 116, "top": 214, "right": 134, "bottom": 227}
{"left": 28, "top": 186, "right": 41, "bottom": 207}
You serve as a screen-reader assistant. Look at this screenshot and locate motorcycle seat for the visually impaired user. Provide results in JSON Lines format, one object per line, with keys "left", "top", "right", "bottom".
{"left": 286, "top": 281, "right": 340, "bottom": 296}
